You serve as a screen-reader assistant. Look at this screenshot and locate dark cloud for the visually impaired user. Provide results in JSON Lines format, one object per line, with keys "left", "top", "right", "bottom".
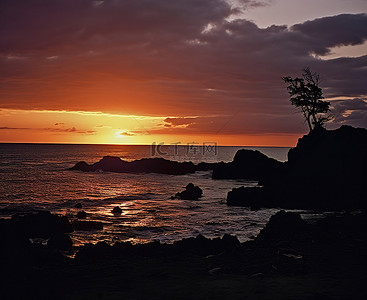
{"left": 164, "top": 117, "right": 198, "bottom": 127}
{"left": 0, "top": 0, "right": 366, "bottom": 135}
{"left": 329, "top": 98, "right": 367, "bottom": 128}
{"left": 151, "top": 113, "right": 305, "bottom": 135}
{"left": 43, "top": 126, "right": 96, "bottom": 134}
{"left": 291, "top": 14, "right": 367, "bottom": 55}
{"left": 0, "top": 126, "right": 30, "bottom": 130}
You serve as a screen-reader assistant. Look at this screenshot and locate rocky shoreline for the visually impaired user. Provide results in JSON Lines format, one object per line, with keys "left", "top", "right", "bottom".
{"left": 1, "top": 209, "right": 367, "bottom": 299}
{"left": 69, "top": 125, "right": 367, "bottom": 211}
{"left": 226, "top": 125, "right": 367, "bottom": 210}
{"left": 3, "top": 125, "right": 367, "bottom": 298}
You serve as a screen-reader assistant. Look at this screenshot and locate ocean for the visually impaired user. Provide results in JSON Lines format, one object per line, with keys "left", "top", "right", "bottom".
{"left": 0, "top": 143, "right": 290, "bottom": 246}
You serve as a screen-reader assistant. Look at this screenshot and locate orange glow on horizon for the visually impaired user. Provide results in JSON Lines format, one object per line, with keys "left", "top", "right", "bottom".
{"left": 0, "top": 108, "right": 302, "bottom": 147}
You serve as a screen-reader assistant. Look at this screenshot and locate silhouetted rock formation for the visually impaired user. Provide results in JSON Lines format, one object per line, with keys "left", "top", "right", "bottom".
{"left": 172, "top": 183, "right": 203, "bottom": 200}
{"left": 112, "top": 206, "right": 122, "bottom": 215}
{"left": 10, "top": 210, "right": 73, "bottom": 238}
{"left": 69, "top": 156, "right": 202, "bottom": 175}
{"left": 255, "top": 210, "right": 308, "bottom": 244}
{"left": 0, "top": 211, "right": 73, "bottom": 257}
{"left": 76, "top": 211, "right": 87, "bottom": 219}
{"left": 227, "top": 126, "right": 367, "bottom": 210}
{"left": 227, "top": 186, "right": 263, "bottom": 210}
{"left": 212, "top": 149, "right": 284, "bottom": 180}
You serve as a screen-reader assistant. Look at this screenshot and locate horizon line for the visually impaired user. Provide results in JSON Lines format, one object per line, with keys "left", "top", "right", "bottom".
{"left": 0, "top": 142, "right": 293, "bottom": 148}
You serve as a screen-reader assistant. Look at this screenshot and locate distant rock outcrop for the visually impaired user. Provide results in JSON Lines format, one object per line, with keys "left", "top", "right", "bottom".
{"left": 69, "top": 156, "right": 214, "bottom": 175}
{"left": 212, "top": 149, "right": 284, "bottom": 181}
{"left": 227, "top": 126, "right": 367, "bottom": 210}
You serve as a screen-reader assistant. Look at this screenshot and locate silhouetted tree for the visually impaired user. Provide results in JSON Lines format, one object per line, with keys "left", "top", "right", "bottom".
{"left": 282, "top": 68, "right": 330, "bottom": 131}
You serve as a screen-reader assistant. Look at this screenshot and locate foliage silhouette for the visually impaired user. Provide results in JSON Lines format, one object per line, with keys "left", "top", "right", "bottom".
{"left": 283, "top": 68, "right": 330, "bottom": 131}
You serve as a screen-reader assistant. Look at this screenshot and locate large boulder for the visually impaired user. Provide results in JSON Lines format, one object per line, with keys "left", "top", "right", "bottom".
{"left": 227, "top": 126, "right": 367, "bottom": 210}
{"left": 11, "top": 211, "right": 73, "bottom": 238}
{"left": 287, "top": 125, "right": 367, "bottom": 181}
{"left": 227, "top": 186, "right": 264, "bottom": 209}
{"left": 212, "top": 149, "right": 284, "bottom": 180}
{"left": 256, "top": 210, "right": 308, "bottom": 244}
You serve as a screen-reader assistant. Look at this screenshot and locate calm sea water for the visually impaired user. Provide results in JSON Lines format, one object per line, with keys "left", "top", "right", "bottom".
{"left": 0, "top": 144, "right": 290, "bottom": 245}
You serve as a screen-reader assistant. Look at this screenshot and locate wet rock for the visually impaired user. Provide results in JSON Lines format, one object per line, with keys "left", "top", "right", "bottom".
{"left": 112, "top": 206, "right": 122, "bottom": 215}
{"left": 256, "top": 211, "right": 308, "bottom": 244}
{"left": 76, "top": 211, "right": 87, "bottom": 219}
{"left": 173, "top": 183, "right": 203, "bottom": 200}
{"left": 221, "top": 233, "right": 240, "bottom": 247}
{"left": 10, "top": 211, "right": 73, "bottom": 238}
{"left": 74, "top": 203, "right": 82, "bottom": 209}
{"left": 227, "top": 186, "right": 264, "bottom": 207}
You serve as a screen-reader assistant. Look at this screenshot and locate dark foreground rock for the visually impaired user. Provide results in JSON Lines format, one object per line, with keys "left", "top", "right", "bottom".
{"left": 69, "top": 156, "right": 217, "bottom": 175}
{"left": 172, "top": 183, "right": 203, "bottom": 200}
{"left": 10, "top": 210, "right": 73, "bottom": 238}
{"left": 227, "top": 126, "right": 367, "bottom": 210}
{"left": 2, "top": 210, "right": 367, "bottom": 299}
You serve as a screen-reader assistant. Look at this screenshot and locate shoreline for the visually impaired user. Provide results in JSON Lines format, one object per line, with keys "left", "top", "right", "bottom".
{"left": 2, "top": 210, "right": 367, "bottom": 299}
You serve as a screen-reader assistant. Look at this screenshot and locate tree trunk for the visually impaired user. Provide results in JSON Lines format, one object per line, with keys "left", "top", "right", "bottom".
{"left": 307, "top": 115, "right": 313, "bottom": 131}
{"left": 311, "top": 113, "right": 317, "bottom": 129}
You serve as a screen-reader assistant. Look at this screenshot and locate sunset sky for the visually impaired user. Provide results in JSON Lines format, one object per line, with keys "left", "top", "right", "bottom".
{"left": 1, "top": 0, "right": 367, "bottom": 146}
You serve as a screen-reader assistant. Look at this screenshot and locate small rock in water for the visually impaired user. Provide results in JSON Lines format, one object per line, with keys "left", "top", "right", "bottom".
{"left": 74, "top": 203, "right": 82, "bottom": 209}
{"left": 173, "top": 183, "right": 203, "bottom": 200}
{"left": 112, "top": 206, "right": 123, "bottom": 215}
{"left": 76, "top": 211, "right": 87, "bottom": 219}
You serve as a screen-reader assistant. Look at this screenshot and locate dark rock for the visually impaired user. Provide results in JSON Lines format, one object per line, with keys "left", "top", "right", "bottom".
{"left": 288, "top": 126, "right": 367, "bottom": 178}
{"left": 10, "top": 211, "right": 73, "bottom": 238}
{"left": 74, "top": 203, "right": 82, "bottom": 209}
{"left": 112, "top": 206, "right": 122, "bottom": 215}
{"left": 73, "top": 220, "right": 103, "bottom": 231}
{"left": 76, "top": 211, "right": 87, "bottom": 219}
{"left": 70, "top": 161, "right": 91, "bottom": 171}
{"left": 212, "top": 149, "right": 283, "bottom": 180}
{"left": 227, "top": 186, "right": 264, "bottom": 207}
{"left": 69, "top": 156, "right": 200, "bottom": 175}
{"left": 256, "top": 210, "right": 308, "bottom": 244}
{"left": 173, "top": 183, "right": 203, "bottom": 200}
{"left": 48, "top": 233, "right": 73, "bottom": 250}
{"left": 226, "top": 126, "right": 367, "bottom": 210}
{"left": 221, "top": 233, "right": 240, "bottom": 247}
